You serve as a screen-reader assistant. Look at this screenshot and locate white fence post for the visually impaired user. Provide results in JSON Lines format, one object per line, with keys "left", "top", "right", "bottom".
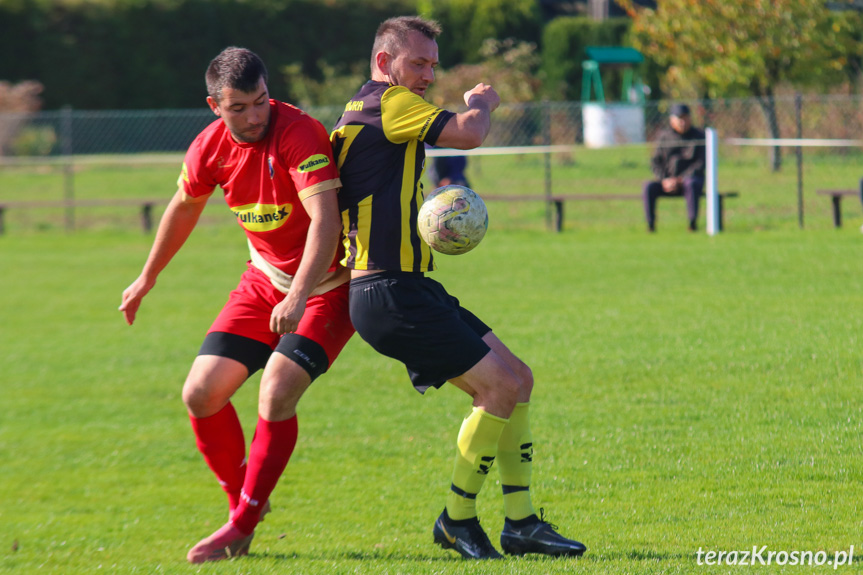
{"left": 705, "top": 127, "right": 719, "bottom": 235}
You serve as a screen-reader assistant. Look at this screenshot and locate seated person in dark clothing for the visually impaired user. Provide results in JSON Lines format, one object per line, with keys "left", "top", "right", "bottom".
{"left": 429, "top": 154, "right": 470, "bottom": 188}
{"left": 643, "top": 103, "right": 705, "bottom": 232}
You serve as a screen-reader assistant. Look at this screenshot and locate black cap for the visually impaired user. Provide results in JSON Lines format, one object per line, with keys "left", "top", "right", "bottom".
{"left": 669, "top": 103, "right": 690, "bottom": 117}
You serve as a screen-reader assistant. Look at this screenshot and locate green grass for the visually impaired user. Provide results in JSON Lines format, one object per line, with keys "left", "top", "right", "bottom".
{"left": 2, "top": 221, "right": 863, "bottom": 573}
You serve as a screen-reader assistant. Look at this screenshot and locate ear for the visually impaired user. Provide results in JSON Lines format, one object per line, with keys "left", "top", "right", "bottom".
{"left": 374, "top": 51, "right": 391, "bottom": 79}
{"left": 206, "top": 96, "right": 221, "bottom": 116}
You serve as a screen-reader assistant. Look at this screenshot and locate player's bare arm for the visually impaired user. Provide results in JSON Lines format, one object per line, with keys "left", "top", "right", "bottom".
{"left": 268, "top": 187, "right": 342, "bottom": 335}
{"left": 119, "top": 188, "right": 211, "bottom": 325}
{"left": 435, "top": 83, "right": 500, "bottom": 150}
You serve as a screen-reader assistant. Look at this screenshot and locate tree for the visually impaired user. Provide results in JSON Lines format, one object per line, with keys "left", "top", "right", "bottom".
{"left": 0, "top": 80, "right": 45, "bottom": 156}
{"left": 821, "top": 7, "right": 863, "bottom": 91}
{"left": 282, "top": 61, "right": 368, "bottom": 109}
{"left": 427, "top": 38, "right": 541, "bottom": 108}
{"left": 540, "top": 16, "right": 635, "bottom": 102}
{"left": 618, "top": 0, "right": 844, "bottom": 171}
{"left": 418, "top": 0, "right": 542, "bottom": 66}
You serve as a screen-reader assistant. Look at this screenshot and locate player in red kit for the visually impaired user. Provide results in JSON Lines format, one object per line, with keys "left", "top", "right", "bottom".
{"left": 120, "top": 47, "right": 354, "bottom": 563}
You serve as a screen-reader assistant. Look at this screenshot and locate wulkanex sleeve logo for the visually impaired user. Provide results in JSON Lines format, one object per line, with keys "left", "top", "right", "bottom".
{"left": 178, "top": 162, "right": 190, "bottom": 187}
{"left": 231, "top": 203, "right": 293, "bottom": 232}
{"left": 297, "top": 154, "right": 331, "bottom": 173}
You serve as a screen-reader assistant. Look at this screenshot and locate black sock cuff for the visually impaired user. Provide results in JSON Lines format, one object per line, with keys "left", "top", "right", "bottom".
{"left": 442, "top": 508, "right": 480, "bottom": 526}
{"left": 501, "top": 484, "right": 530, "bottom": 495}
{"left": 450, "top": 483, "right": 477, "bottom": 500}
{"left": 505, "top": 513, "right": 540, "bottom": 527}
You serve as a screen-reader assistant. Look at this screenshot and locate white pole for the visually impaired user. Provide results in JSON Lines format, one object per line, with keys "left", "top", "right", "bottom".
{"left": 705, "top": 127, "right": 719, "bottom": 235}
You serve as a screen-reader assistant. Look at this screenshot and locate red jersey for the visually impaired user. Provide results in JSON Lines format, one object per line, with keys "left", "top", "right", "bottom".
{"left": 179, "top": 100, "right": 342, "bottom": 275}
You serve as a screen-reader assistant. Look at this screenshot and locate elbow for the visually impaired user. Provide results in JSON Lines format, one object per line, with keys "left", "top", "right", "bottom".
{"left": 465, "top": 133, "right": 485, "bottom": 150}
{"left": 450, "top": 132, "right": 485, "bottom": 151}
{"left": 325, "top": 216, "right": 345, "bottom": 243}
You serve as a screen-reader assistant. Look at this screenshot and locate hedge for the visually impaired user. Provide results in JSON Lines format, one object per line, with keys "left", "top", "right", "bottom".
{"left": 0, "top": 0, "right": 413, "bottom": 109}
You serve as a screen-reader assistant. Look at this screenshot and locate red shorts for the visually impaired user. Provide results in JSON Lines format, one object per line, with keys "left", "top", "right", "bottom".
{"left": 208, "top": 263, "right": 354, "bottom": 363}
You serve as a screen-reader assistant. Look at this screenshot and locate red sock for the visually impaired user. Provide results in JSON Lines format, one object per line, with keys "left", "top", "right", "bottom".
{"left": 189, "top": 403, "right": 247, "bottom": 514}
{"left": 232, "top": 416, "right": 298, "bottom": 534}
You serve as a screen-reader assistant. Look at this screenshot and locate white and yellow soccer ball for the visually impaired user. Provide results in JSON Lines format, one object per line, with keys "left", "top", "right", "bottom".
{"left": 417, "top": 185, "right": 488, "bottom": 255}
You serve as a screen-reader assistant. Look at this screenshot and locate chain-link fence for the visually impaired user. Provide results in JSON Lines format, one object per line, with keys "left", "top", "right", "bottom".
{"left": 2, "top": 95, "right": 862, "bottom": 233}
{"left": 2, "top": 95, "right": 863, "bottom": 156}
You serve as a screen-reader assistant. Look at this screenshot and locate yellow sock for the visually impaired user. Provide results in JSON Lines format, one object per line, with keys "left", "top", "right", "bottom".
{"left": 497, "top": 402, "right": 536, "bottom": 521}
{"left": 445, "top": 407, "right": 508, "bottom": 521}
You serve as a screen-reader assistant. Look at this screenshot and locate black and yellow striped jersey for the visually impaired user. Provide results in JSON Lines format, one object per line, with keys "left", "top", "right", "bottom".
{"left": 331, "top": 81, "right": 455, "bottom": 272}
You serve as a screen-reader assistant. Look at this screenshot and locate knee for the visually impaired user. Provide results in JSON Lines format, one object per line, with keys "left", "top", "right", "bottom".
{"left": 494, "top": 360, "right": 533, "bottom": 406}
{"left": 685, "top": 177, "right": 704, "bottom": 194}
{"left": 643, "top": 181, "right": 659, "bottom": 196}
{"left": 258, "top": 364, "right": 311, "bottom": 420}
{"left": 182, "top": 370, "right": 238, "bottom": 418}
{"left": 182, "top": 375, "right": 217, "bottom": 417}
{"left": 181, "top": 355, "right": 250, "bottom": 417}
{"left": 515, "top": 361, "right": 533, "bottom": 402}
{"left": 258, "top": 373, "right": 301, "bottom": 409}
{"left": 491, "top": 377, "right": 521, "bottom": 414}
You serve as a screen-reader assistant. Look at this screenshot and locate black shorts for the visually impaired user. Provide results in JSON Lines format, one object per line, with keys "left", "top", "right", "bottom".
{"left": 199, "top": 331, "right": 331, "bottom": 382}
{"left": 349, "top": 271, "right": 491, "bottom": 393}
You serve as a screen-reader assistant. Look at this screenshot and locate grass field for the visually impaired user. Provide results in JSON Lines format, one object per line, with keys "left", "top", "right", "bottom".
{"left": 2, "top": 148, "right": 863, "bottom": 573}
{"left": 2, "top": 208, "right": 863, "bottom": 573}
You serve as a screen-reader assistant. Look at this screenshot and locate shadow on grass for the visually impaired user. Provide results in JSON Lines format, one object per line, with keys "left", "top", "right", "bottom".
{"left": 252, "top": 549, "right": 463, "bottom": 563}
{"left": 596, "top": 549, "right": 689, "bottom": 562}
{"left": 252, "top": 547, "right": 592, "bottom": 563}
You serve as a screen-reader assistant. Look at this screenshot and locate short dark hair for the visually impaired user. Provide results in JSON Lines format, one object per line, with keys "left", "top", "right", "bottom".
{"left": 669, "top": 103, "right": 691, "bottom": 118}
{"left": 371, "top": 16, "right": 442, "bottom": 73}
{"left": 206, "top": 47, "right": 268, "bottom": 103}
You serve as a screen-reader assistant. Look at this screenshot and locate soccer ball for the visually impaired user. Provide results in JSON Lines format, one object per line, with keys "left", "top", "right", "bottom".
{"left": 417, "top": 185, "right": 488, "bottom": 255}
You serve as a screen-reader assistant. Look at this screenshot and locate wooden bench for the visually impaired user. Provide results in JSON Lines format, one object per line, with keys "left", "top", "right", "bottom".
{"left": 0, "top": 198, "right": 166, "bottom": 234}
{"left": 816, "top": 189, "right": 859, "bottom": 228}
{"left": 484, "top": 191, "right": 739, "bottom": 232}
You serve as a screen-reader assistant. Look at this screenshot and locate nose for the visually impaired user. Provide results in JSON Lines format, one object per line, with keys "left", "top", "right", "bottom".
{"left": 424, "top": 65, "right": 435, "bottom": 84}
